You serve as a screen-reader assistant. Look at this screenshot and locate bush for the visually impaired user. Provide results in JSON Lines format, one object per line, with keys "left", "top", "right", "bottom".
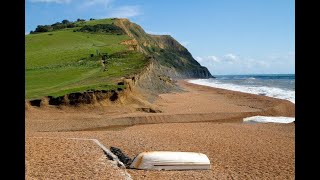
{"left": 51, "top": 23, "right": 67, "bottom": 31}
{"left": 34, "top": 25, "right": 52, "bottom": 32}
{"left": 67, "top": 23, "right": 76, "bottom": 28}
{"left": 62, "top": 19, "right": 70, "bottom": 24}
{"left": 77, "top": 18, "right": 85, "bottom": 22}
{"left": 51, "top": 22, "right": 62, "bottom": 26}
{"left": 32, "top": 19, "right": 77, "bottom": 33}
{"left": 75, "top": 24, "right": 124, "bottom": 34}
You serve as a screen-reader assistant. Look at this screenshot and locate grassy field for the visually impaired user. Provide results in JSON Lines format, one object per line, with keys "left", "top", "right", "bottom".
{"left": 26, "top": 30, "right": 130, "bottom": 68}
{"left": 26, "top": 18, "right": 149, "bottom": 100}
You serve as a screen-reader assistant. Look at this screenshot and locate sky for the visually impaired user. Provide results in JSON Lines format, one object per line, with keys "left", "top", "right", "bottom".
{"left": 25, "top": 0, "right": 295, "bottom": 75}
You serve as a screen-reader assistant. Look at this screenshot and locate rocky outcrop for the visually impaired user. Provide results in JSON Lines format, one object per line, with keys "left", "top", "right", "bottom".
{"left": 120, "top": 39, "right": 139, "bottom": 51}
{"left": 28, "top": 89, "right": 125, "bottom": 107}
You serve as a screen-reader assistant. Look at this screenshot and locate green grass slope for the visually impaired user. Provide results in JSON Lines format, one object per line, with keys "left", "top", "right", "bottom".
{"left": 26, "top": 18, "right": 149, "bottom": 100}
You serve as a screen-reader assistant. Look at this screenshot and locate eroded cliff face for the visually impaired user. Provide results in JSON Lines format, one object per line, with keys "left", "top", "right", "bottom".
{"left": 26, "top": 19, "right": 213, "bottom": 108}
{"left": 26, "top": 60, "right": 177, "bottom": 108}
{"left": 114, "top": 18, "right": 213, "bottom": 79}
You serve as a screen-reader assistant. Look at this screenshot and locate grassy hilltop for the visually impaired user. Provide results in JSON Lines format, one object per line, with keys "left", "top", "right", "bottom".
{"left": 26, "top": 19, "right": 149, "bottom": 100}
{"left": 26, "top": 18, "right": 212, "bottom": 100}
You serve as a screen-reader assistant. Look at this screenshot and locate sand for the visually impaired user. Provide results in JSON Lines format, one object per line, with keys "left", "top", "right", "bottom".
{"left": 25, "top": 80, "right": 295, "bottom": 179}
{"left": 25, "top": 137, "right": 129, "bottom": 179}
{"left": 25, "top": 81, "right": 294, "bottom": 132}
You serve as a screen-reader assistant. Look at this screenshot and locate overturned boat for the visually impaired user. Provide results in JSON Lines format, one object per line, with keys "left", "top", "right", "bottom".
{"left": 130, "top": 151, "right": 211, "bottom": 170}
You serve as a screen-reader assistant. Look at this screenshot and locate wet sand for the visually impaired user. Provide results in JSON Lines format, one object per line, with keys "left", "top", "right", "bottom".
{"left": 25, "top": 80, "right": 295, "bottom": 179}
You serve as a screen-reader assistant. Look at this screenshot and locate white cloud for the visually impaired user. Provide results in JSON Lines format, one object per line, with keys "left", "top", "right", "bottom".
{"left": 195, "top": 55, "right": 219, "bottom": 63}
{"left": 181, "top": 41, "right": 190, "bottom": 46}
{"left": 85, "top": 0, "right": 112, "bottom": 6}
{"left": 195, "top": 53, "right": 286, "bottom": 74}
{"left": 223, "top": 53, "right": 238, "bottom": 63}
{"left": 78, "top": 0, "right": 113, "bottom": 10}
{"left": 29, "top": 0, "right": 142, "bottom": 19}
{"left": 29, "top": 0, "right": 112, "bottom": 4}
{"left": 108, "top": 5, "right": 141, "bottom": 18}
{"left": 224, "top": 54, "right": 237, "bottom": 59}
{"left": 25, "top": 32, "right": 30, "bottom": 35}
{"left": 194, "top": 56, "right": 220, "bottom": 71}
{"left": 194, "top": 53, "right": 294, "bottom": 75}
{"left": 195, "top": 56, "right": 203, "bottom": 62}
{"left": 207, "top": 56, "right": 220, "bottom": 62}
{"left": 29, "top": 0, "right": 72, "bottom": 3}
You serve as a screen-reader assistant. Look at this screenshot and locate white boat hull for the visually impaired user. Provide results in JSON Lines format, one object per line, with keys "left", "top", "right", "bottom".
{"left": 129, "top": 151, "right": 211, "bottom": 170}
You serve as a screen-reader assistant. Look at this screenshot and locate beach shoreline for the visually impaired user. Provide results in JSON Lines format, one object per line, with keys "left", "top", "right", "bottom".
{"left": 26, "top": 80, "right": 294, "bottom": 133}
{"left": 26, "top": 80, "right": 295, "bottom": 179}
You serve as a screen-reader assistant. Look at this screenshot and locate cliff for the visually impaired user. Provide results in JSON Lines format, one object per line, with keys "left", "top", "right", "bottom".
{"left": 114, "top": 18, "right": 213, "bottom": 79}
{"left": 26, "top": 18, "right": 214, "bottom": 107}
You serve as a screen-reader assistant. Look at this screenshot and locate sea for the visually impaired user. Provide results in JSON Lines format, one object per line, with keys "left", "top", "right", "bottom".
{"left": 188, "top": 74, "right": 295, "bottom": 123}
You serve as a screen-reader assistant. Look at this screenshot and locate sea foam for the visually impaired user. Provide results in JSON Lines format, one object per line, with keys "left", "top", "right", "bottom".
{"left": 188, "top": 78, "right": 295, "bottom": 123}
{"left": 188, "top": 79, "right": 295, "bottom": 103}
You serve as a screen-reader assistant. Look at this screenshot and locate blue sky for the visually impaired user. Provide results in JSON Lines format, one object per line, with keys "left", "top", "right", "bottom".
{"left": 26, "top": 0, "right": 295, "bottom": 75}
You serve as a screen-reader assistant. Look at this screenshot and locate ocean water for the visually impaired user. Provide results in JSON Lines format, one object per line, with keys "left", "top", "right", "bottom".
{"left": 188, "top": 74, "right": 295, "bottom": 123}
